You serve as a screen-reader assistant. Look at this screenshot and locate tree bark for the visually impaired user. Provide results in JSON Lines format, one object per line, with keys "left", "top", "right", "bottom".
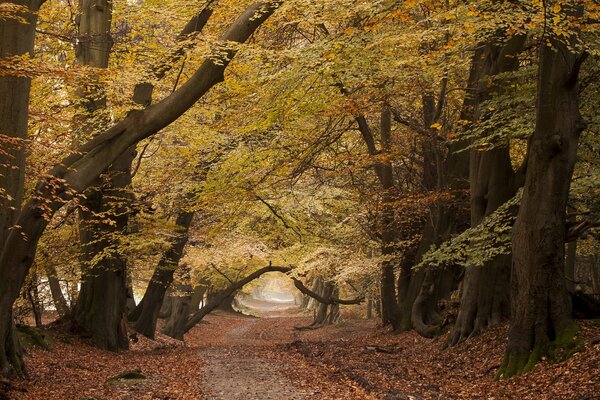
{"left": 0, "top": 1, "right": 282, "bottom": 374}
{"left": 69, "top": 0, "right": 134, "bottom": 351}
{"left": 182, "top": 265, "right": 292, "bottom": 335}
{"left": 129, "top": 212, "right": 193, "bottom": 338}
{"left": 404, "top": 104, "right": 470, "bottom": 337}
{"left": 72, "top": 149, "right": 135, "bottom": 351}
{"left": 161, "top": 282, "right": 192, "bottom": 340}
{"left": 449, "top": 35, "right": 526, "bottom": 345}
{"left": 0, "top": 0, "right": 45, "bottom": 377}
{"left": 499, "top": 3, "right": 586, "bottom": 377}
{"left": 44, "top": 263, "right": 70, "bottom": 317}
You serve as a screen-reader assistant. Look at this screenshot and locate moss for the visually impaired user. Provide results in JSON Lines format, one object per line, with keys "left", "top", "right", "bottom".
{"left": 16, "top": 324, "right": 49, "bottom": 351}
{"left": 497, "top": 323, "right": 581, "bottom": 379}
{"left": 497, "top": 352, "right": 529, "bottom": 379}
{"left": 547, "top": 323, "right": 581, "bottom": 362}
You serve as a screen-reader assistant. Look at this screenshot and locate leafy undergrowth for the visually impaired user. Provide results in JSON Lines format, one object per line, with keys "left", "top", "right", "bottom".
{"left": 286, "top": 319, "right": 600, "bottom": 399}
{"left": 9, "top": 323, "right": 205, "bottom": 400}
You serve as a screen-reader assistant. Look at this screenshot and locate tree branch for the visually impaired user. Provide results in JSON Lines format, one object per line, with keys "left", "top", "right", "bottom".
{"left": 183, "top": 264, "right": 292, "bottom": 333}
{"left": 291, "top": 278, "right": 364, "bottom": 305}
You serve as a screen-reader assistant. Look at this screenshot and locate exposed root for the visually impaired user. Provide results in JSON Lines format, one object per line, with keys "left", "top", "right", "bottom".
{"left": 497, "top": 324, "right": 581, "bottom": 379}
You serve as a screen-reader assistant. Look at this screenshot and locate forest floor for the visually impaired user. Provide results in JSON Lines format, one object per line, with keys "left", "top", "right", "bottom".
{"left": 3, "top": 305, "right": 599, "bottom": 399}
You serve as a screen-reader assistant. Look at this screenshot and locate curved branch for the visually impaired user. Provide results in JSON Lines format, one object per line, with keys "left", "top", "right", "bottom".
{"left": 182, "top": 265, "right": 292, "bottom": 334}
{"left": 291, "top": 278, "right": 364, "bottom": 305}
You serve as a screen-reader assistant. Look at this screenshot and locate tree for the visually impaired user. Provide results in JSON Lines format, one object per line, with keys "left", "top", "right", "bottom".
{"left": 499, "top": 0, "right": 588, "bottom": 378}
{"left": 448, "top": 34, "right": 527, "bottom": 345}
{"left": 0, "top": 0, "right": 46, "bottom": 377}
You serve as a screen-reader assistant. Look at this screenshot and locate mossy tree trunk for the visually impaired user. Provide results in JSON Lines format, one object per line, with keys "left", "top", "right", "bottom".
{"left": 499, "top": 2, "right": 586, "bottom": 378}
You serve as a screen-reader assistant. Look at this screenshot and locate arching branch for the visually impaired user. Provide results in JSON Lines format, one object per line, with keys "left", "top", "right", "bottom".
{"left": 291, "top": 278, "right": 364, "bottom": 305}
{"left": 182, "top": 265, "right": 292, "bottom": 334}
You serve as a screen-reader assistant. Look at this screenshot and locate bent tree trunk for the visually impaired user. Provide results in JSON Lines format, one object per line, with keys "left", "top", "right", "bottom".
{"left": 0, "top": 1, "right": 281, "bottom": 374}
{"left": 129, "top": 212, "right": 193, "bottom": 338}
{"left": 449, "top": 36, "right": 525, "bottom": 345}
{"left": 0, "top": 0, "right": 45, "bottom": 376}
{"left": 182, "top": 266, "right": 292, "bottom": 335}
{"left": 499, "top": 5, "right": 586, "bottom": 377}
{"left": 44, "top": 263, "right": 70, "bottom": 317}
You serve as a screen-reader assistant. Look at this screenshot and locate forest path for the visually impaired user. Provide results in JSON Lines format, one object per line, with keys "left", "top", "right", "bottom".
{"left": 196, "top": 311, "right": 371, "bottom": 400}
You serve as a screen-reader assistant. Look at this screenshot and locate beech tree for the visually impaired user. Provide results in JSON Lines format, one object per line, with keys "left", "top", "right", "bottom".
{"left": 499, "top": 0, "right": 589, "bottom": 378}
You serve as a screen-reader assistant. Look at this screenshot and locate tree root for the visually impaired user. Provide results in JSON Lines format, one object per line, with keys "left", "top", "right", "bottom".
{"left": 497, "top": 324, "right": 581, "bottom": 379}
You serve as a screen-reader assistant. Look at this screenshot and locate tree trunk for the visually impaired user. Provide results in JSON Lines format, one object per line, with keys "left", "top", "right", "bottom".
{"left": 129, "top": 212, "right": 193, "bottom": 338}
{"left": 0, "top": 0, "right": 45, "bottom": 377}
{"left": 70, "top": 0, "right": 133, "bottom": 351}
{"left": 162, "top": 282, "right": 192, "bottom": 340}
{"left": 161, "top": 264, "right": 193, "bottom": 340}
{"left": 72, "top": 150, "right": 135, "bottom": 351}
{"left": 313, "top": 283, "right": 333, "bottom": 325}
{"left": 44, "top": 263, "right": 70, "bottom": 317}
{"left": 396, "top": 86, "right": 468, "bottom": 335}
{"left": 327, "top": 287, "right": 341, "bottom": 324}
{"left": 27, "top": 272, "right": 43, "bottom": 328}
{"left": 449, "top": 36, "right": 526, "bottom": 345}
{"left": 499, "top": 4, "right": 586, "bottom": 377}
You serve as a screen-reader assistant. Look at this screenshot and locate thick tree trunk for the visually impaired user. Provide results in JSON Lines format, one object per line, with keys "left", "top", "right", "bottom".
{"left": 313, "top": 283, "right": 333, "bottom": 325}
{"left": 72, "top": 150, "right": 135, "bottom": 351}
{"left": 162, "top": 281, "right": 192, "bottom": 340}
{"left": 396, "top": 86, "right": 467, "bottom": 335}
{"left": 499, "top": 5, "right": 586, "bottom": 377}
{"left": 70, "top": 0, "right": 133, "bottom": 351}
{"left": 410, "top": 206, "right": 466, "bottom": 337}
{"left": 449, "top": 36, "right": 526, "bottom": 345}
{"left": 0, "top": 0, "right": 44, "bottom": 377}
{"left": 306, "top": 276, "right": 323, "bottom": 310}
{"left": 129, "top": 212, "right": 193, "bottom": 338}
{"left": 161, "top": 265, "right": 192, "bottom": 340}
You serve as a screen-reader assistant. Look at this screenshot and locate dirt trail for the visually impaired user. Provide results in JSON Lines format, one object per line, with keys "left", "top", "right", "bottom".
{"left": 197, "top": 306, "right": 370, "bottom": 400}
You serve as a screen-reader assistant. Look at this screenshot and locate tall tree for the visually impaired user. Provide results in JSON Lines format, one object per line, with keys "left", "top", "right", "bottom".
{"left": 499, "top": 1, "right": 587, "bottom": 378}
{"left": 448, "top": 35, "right": 526, "bottom": 345}
{"left": 66, "top": 0, "right": 134, "bottom": 351}
{"left": 0, "top": 0, "right": 46, "bottom": 376}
